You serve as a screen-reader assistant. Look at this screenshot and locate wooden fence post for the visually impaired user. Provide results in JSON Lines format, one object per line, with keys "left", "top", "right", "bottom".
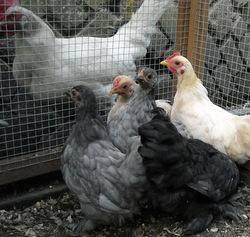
{"left": 176, "top": 0, "right": 209, "bottom": 80}
{"left": 176, "top": 0, "right": 191, "bottom": 56}
{"left": 187, "top": 0, "right": 209, "bottom": 79}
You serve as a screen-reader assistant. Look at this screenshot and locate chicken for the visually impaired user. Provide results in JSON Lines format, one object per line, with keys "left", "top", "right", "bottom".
{"left": 160, "top": 52, "right": 250, "bottom": 164}
{"left": 61, "top": 85, "right": 146, "bottom": 235}
{"left": 107, "top": 68, "right": 172, "bottom": 152}
{"left": 107, "top": 67, "right": 158, "bottom": 153}
{"left": 1, "top": 0, "right": 171, "bottom": 99}
{"left": 138, "top": 108, "right": 240, "bottom": 236}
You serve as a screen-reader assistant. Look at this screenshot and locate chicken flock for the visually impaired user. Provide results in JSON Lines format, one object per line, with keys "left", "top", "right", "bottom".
{"left": 61, "top": 56, "right": 249, "bottom": 235}
{"left": 0, "top": 0, "right": 249, "bottom": 236}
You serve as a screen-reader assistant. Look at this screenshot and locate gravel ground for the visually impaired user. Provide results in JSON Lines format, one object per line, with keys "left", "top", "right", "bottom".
{"left": 0, "top": 171, "right": 250, "bottom": 237}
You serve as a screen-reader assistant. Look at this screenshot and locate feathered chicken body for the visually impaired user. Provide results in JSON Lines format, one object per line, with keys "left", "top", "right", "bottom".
{"left": 138, "top": 108, "right": 240, "bottom": 235}
{"left": 2, "top": 0, "right": 171, "bottom": 98}
{"left": 107, "top": 68, "right": 158, "bottom": 153}
{"left": 61, "top": 85, "right": 146, "bottom": 234}
{"left": 160, "top": 52, "right": 250, "bottom": 164}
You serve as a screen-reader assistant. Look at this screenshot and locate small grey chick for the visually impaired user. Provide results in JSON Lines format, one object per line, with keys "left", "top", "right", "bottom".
{"left": 61, "top": 85, "right": 146, "bottom": 236}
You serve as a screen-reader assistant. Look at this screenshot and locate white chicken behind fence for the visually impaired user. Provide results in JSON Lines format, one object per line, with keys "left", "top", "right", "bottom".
{"left": 4, "top": 0, "right": 172, "bottom": 99}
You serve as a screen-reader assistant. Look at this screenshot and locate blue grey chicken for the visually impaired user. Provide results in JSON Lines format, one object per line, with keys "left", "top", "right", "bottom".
{"left": 107, "top": 68, "right": 158, "bottom": 153}
{"left": 138, "top": 108, "right": 241, "bottom": 236}
{"left": 61, "top": 85, "right": 146, "bottom": 235}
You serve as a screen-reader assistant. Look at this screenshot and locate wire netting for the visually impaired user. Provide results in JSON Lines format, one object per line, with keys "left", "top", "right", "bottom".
{"left": 0, "top": 0, "right": 249, "bottom": 181}
{"left": 0, "top": 0, "right": 177, "bottom": 171}
{"left": 203, "top": 0, "right": 249, "bottom": 108}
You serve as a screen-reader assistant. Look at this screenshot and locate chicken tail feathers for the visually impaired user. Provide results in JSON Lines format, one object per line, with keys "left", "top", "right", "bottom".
{"left": 116, "top": 0, "right": 171, "bottom": 60}
{"left": 183, "top": 213, "right": 214, "bottom": 236}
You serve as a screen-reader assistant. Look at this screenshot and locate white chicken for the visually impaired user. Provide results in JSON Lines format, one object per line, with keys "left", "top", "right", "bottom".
{"left": 1, "top": 0, "right": 171, "bottom": 99}
{"left": 160, "top": 51, "right": 250, "bottom": 164}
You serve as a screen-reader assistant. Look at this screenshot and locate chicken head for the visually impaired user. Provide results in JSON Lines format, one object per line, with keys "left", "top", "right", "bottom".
{"left": 109, "top": 75, "right": 136, "bottom": 97}
{"left": 160, "top": 51, "right": 193, "bottom": 76}
{"left": 135, "top": 67, "right": 158, "bottom": 89}
{"left": 0, "top": 0, "right": 22, "bottom": 36}
{"left": 65, "top": 85, "right": 97, "bottom": 110}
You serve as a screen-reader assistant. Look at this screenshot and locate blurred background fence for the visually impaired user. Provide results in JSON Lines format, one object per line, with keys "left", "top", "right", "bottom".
{"left": 0, "top": 0, "right": 249, "bottom": 185}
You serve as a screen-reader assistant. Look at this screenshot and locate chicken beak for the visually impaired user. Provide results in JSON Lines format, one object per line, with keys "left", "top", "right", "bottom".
{"left": 160, "top": 60, "right": 169, "bottom": 67}
{"left": 64, "top": 90, "right": 71, "bottom": 98}
{"left": 134, "top": 76, "right": 143, "bottom": 84}
{"left": 109, "top": 87, "right": 119, "bottom": 96}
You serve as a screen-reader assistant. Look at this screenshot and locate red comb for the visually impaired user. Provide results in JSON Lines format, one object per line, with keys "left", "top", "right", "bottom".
{"left": 113, "top": 77, "right": 121, "bottom": 88}
{"left": 166, "top": 51, "right": 181, "bottom": 61}
{"left": 0, "top": 0, "right": 19, "bottom": 21}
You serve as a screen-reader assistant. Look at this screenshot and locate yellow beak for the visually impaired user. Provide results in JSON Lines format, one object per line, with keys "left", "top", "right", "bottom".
{"left": 109, "top": 88, "right": 119, "bottom": 96}
{"left": 160, "top": 60, "right": 169, "bottom": 67}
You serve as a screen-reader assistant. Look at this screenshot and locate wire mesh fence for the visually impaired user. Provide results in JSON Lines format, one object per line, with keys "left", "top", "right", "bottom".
{"left": 203, "top": 0, "right": 249, "bottom": 108}
{"left": 0, "top": 0, "right": 249, "bottom": 184}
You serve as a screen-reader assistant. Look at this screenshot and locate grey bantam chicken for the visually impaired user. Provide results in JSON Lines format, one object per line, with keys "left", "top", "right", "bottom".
{"left": 61, "top": 85, "right": 146, "bottom": 235}
{"left": 107, "top": 68, "right": 159, "bottom": 153}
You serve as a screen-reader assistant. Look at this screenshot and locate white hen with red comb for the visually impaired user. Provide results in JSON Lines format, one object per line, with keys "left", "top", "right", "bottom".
{"left": 161, "top": 52, "right": 250, "bottom": 164}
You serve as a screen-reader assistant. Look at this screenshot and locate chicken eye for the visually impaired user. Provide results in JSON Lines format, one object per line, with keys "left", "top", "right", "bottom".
{"left": 147, "top": 74, "right": 152, "bottom": 80}
{"left": 72, "top": 89, "right": 77, "bottom": 96}
{"left": 123, "top": 85, "right": 128, "bottom": 89}
{"left": 175, "top": 61, "right": 180, "bottom": 66}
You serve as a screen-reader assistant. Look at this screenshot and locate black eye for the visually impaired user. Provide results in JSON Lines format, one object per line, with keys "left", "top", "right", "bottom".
{"left": 175, "top": 61, "right": 180, "bottom": 65}
{"left": 147, "top": 74, "right": 152, "bottom": 80}
{"left": 72, "top": 89, "right": 77, "bottom": 96}
{"left": 123, "top": 85, "right": 127, "bottom": 89}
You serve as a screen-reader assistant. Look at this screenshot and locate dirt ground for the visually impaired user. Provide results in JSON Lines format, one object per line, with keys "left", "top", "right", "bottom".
{"left": 0, "top": 173, "right": 250, "bottom": 237}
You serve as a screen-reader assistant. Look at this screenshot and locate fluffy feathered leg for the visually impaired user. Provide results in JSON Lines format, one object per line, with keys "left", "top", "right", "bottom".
{"left": 65, "top": 218, "right": 95, "bottom": 236}
{"left": 184, "top": 214, "right": 213, "bottom": 236}
{"left": 216, "top": 202, "right": 242, "bottom": 222}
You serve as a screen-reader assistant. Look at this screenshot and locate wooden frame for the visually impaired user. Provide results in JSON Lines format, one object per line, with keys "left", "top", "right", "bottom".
{"left": 176, "top": 0, "right": 191, "bottom": 55}
{"left": 0, "top": 150, "right": 61, "bottom": 186}
{"left": 176, "top": 0, "right": 209, "bottom": 80}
